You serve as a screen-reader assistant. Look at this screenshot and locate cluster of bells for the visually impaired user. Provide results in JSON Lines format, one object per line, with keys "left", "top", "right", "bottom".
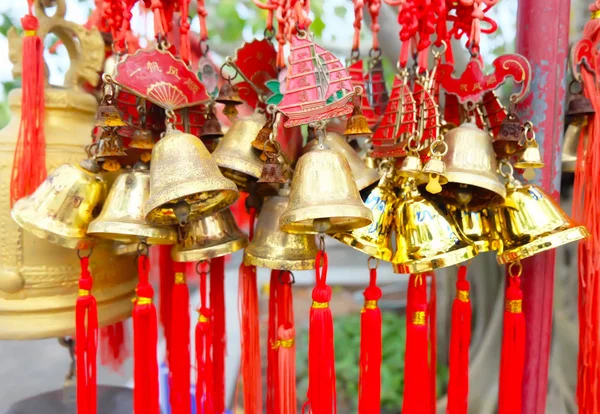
{"left": 10, "top": 100, "right": 588, "bottom": 274}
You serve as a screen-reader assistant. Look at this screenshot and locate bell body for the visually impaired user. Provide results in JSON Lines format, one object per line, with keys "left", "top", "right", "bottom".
{"left": 448, "top": 206, "right": 498, "bottom": 253}
{"left": 496, "top": 181, "right": 588, "bottom": 264}
{"left": 562, "top": 120, "right": 584, "bottom": 173}
{"left": 0, "top": 88, "right": 136, "bottom": 340}
{"left": 88, "top": 168, "right": 177, "bottom": 245}
{"left": 244, "top": 193, "right": 317, "bottom": 270}
{"left": 211, "top": 112, "right": 266, "bottom": 190}
{"left": 171, "top": 208, "right": 248, "bottom": 262}
{"left": 280, "top": 144, "right": 372, "bottom": 234}
{"left": 144, "top": 128, "right": 239, "bottom": 225}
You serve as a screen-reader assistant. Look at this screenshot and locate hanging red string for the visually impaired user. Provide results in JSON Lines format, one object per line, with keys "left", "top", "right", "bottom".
{"left": 278, "top": 271, "right": 296, "bottom": 414}
{"left": 196, "top": 0, "right": 209, "bottom": 53}
{"left": 429, "top": 272, "right": 437, "bottom": 414}
{"left": 367, "top": 0, "right": 382, "bottom": 51}
{"left": 76, "top": 254, "right": 98, "bottom": 414}
{"left": 447, "top": 265, "right": 472, "bottom": 414}
{"left": 210, "top": 256, "right": 227, "bottom": 414}
{"left": 352, "top": 0, "right": 364, "bottom": 53}
{"left": 170, "top": 261, "right": 191, "bottom": 414}
{"left": 99, "top": 321, "right": 129, "bottom": 373}
{"left": 498, "top": 262, "right": 525, "bottom": 414}
{"left": 10, "top": 0, "right": 46, "bottom": 206}
{"left": 158, "top": 245, "right": 175, "bottom": 368}
{"left": 358, "top": 260, "right": 382, "bottom": 414}
{"left": 267, "top": 269, "right": 280, "bottom": 414}
{"left": 179, "top": 0, "right": 191, "bottom": 64}
{"left": 196, "top": 261, "right": 214, "bottom": 414}
{"left": 133, "top": 251, "right": 160, "bottom": 414}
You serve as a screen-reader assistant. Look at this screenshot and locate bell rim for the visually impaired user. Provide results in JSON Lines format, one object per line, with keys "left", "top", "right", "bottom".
{"left": 496, "top": 225, "right": 589, "bottom": 264}
{"left": 213, "top": 155, "right": 264, "bottom": 181}
{"left": 113, "top": 242, "right": 139, "bottom": 255}
{"left": 445, "top": 170, "right": 507, "bottom": 199}
{"left": 87, "top": 220, "right": 177, "bottom": 245}
{"left": 392, "top": 244, "right": 478, "bottom": 274}
{"left": 355, "top": 169, "right": 382, "bottom": 191}
{"left": 331, "top": 232, "right": 392, "bottom": 262}
{"left": 243, "top": 251, "right": 316, "bottom": 271}
{"left": 279, "top": 204, "right": 373, "bottom": 234}
{"left": 171, "top": 236, "right": 248, "bottom": 262}
{"left": 513, "top": 162, "right": 545, "bottom": 169}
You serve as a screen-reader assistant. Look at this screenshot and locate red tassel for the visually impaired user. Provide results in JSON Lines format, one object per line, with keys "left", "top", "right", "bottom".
{"left": 170, "top": 262, "right": 191, "bottom": 414}
{"left": 76, "top": 255, "right": 98, "bottom": 414}
{"left": 133, "top": 254, "right": 160, "bottom": 414}
{"left": 429, "top": 272, "right": 437, "bottom": 414}
{"left": 303, "top": 250, "right": 336, "bottom": 414}
{"left": 99, "top": 321, "right": 129, "bottom": 373}
{"left": 267, "top": 269, "right": 280, "bottom": 414}
{"left": 358, "top": 265, "right": 382, "bottom": 414}
{"left": 158, "top": 245, "right": 175, "bottom": 367}
{"left": 210, "top": 256, "right": 227, "bottom": 414}
{"left": 277, "top": 271, "right": 296, "bottom": 414}
{"left": 447, "top": 266, "right": 471, "bottom": 414}
{"left": 196, "top": 261, "right": 214, "bottom": 414}
{"left": 402, "top": 273, "right": 431, "bottom": 414}
{"left": 499, "top": 267, "right": 525, "bottom": 414}
{"left": 11, "top": 5, "right": 46, "bottom": 206}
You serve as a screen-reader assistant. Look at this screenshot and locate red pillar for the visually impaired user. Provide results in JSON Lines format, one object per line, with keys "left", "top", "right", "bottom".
{"left": 515, "top": 0, "right": 570, "bottom": 413}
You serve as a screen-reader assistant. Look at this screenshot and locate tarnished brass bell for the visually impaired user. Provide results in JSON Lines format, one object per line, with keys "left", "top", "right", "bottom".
{"left": 252, "top": 118, "right": 274, "bottom": 151}
{"left": 11, "top": 164, "right": 106, "bottom": 249}
{"left": 96, "top": 128, "right": 128, "bottom": 158}
{"left": 244, "top": 189, "right": 317, "bottom": 270}
{"left": 144, "top": 126, "right": 239, "bottom": 226}
{"left": 332, "top": 163, "right": 396, "bottom": 261}
{"left": 95, "top": 103, "right": 127, "bottom": 127}
{"left": 171, "top": 208, "right": 248, "bottom": 262}
{"left": 566, "top": 95, "right": 595, "bottom": 119}
{"left": 280, "top": 140, "right": 372, "bottom": 234}
{"left": 88, "top": 164, "right": 177, "bottom": 245}
{"left": 439, "top": 121, "right": 506, "bottom": 209}
{"left": 447, "top": 205, "right": 499, "bottom": 253}
{"left": 216, "top": 81, "right": 244, "bottom": 106}
{"left": 258, "top": 154, "right": 287, "bottom": 184}
{"left": 303, "top": 131, "right": 380, "bottom": 191}
{"left": 493, "top": 112, "right": 523, "bottom": 158}
{"left": 211, "top": 112, "right": 266, "bottom": 191}
{"left": 344, "top": 105, "right": 373, "bottom": 138}
{"left": 392, "top": 179, "right": 477, "bottom": 274}
{"left": 201, "top": 107, "right": 224, "bottom": 140}
{"left": 129, "top": 128, "right": 155, "bottom": 149}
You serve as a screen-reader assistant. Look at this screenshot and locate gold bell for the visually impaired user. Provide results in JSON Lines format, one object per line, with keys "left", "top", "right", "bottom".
{"left": 514, "top": 123, "right": 544, "bottom": 181}
{"left": 171, "top": 208, "right": 248, "bottom": 262}
{"left": 11, "top": 164, "right": 107, "bottom": 249}
{"left": 88, "top": 164, "right": 177, "bottom": 245}
{"left": 447, "top": 206, "right": 499, "bottom": 253}
{"left": 331, "top": 163, "right": 396, "bottom": 261}
{"left": 392, "top": 179, "right": 477, "bottom": 274}
{"left": 440, "top": 121, "right": 506, "bottom": 209}
{"left": 200, "top": 107, "right": 224, "bottom": 141}
{"left": 422, "top": 139, "right": 449, "bottom": 195}
{"left": 280, "top": 139, "right": 373, "bottom": 234}
{"left": 144, "top": 126, "right": 239, "bottom": 226}
{"left": 211, "top": 112, "right": 266, "bottom": 191}
{"left": 495, "top": 174, "right": 588, "bottom": 264}
{"left": 96, "top": 128, "right": 128, "bottom": 158}
{"left": 344, "top": 105, "right": 373, "bottom": 138}
{"left": 303, "top": 131, "right": 380, "bottom": 191}
{"left": 252, "top": 118, "right": 274, "bottom": 151}
{"left": 397, "top": 135, "right": 424, "bottom": 180}
{"left": 130, "top": 128, "right": 155, "bottom": 149}
{"left": 244, "top": 189, "right": 318, "bottom": 270}
{"left": 562, "top": 120, "right": 585, "bottom": 173}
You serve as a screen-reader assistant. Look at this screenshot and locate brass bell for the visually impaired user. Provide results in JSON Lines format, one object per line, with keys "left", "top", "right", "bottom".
{"left": 244, "top": 189, "right": 318, "bottom": 270}
{"left": 398, "top": 152, "right": 423, "bottom": 179}
{"left": 514, "top": 139, "right": 544, "bottom": 180}
{"left": 252, "top": 118, "right": 274, "bottom": 151}
{"left": 200, "top": 107, "right": 224, "bottom": 141}
{"left": 95, "top": 103, "right": 127, "bottom": 128}
{"left": 439, "top": 121, "right": 506, "bottom": 209}
{"left": 11, "top": 164, "right": 107, "bottom": 249}
{"left": 303, "top": 131, "right": 380, "bottom": 191}
{"left": 171, "top": 208, "right": 248, "bottom": 262}
{"left": 422, "top": 139, "right": 449, "bottom": 195}
{"left": 566, "top": 95, "right": 595, "bottom": 120}
{"left": 216, "top": 81, "right": 244, "bottom": 106}
{"left": 562, "top": 120, "right": 585, "bottom": 173}
{"left": 88, "top": 164, "right": 177, "bottom": 245}
{"left": 392, "top": 179, "right": 477, "bottom": 274}
{"left": 258, "top": 153, "right": 287, "bottom": 184}
{"left": 96, "top": 128, "right": 128, "bottom": 158}
{"left": 143, "top": 126, "right": 239, "bottom": 226}
{"left": 211, "top": 112, "right": 265, "bottom": 191}
{"left": 493, "top": 112, "right": 523, "bottom": 158}
{"left": 130, "top": 128, "right": 155, "bottom": 149}
{"left": 280, "top": 139, "right": 373, "bottom": 234}
{"left": 344, "top": 105, "right": 373, "bottom": 138}
{"left": 447, "top": 205, "right": 499, "bottom": 253}
{"left": 495, "top": 175, "right": 589, "bottom": 264}
{"left": 331, "top": 163, "right": 396, "bottom": 261}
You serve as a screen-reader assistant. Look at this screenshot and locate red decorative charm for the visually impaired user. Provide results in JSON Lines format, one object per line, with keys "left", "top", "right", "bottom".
{"left": 113, "top": 48, "right": 210, "bottom": 110}
{"left": 234, "top": 39, "right": 278, "bottom": 109}
{"left": 348, "top": 60, "right": 378, "bottom": 128}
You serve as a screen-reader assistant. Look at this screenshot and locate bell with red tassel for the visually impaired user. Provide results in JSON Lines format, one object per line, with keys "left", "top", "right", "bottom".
{"left": 196, "top": 261, "right": 214, "bottom": 414}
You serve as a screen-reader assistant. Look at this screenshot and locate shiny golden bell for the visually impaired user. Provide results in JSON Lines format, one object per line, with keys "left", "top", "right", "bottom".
{"left": 11, "top": 164, "right": 106, "bottom": 250}
{"left": 448, "top": 206, "right": 498, "bottom": 253}
{"left": 171, "top": 208, "right": 248, "bottom": 262}
{"left": 244, "top": 190, "right": 318, "bottom": 270}
{"left": 398, "top": 153, "right": 424, "bottom": 180}
{"left": 344, "top": 106, "right": 373, "bottom": 138}
{"left": 495, "top": 179, "right": 588, "bottom": 264}
{"left": 303, "top": 132, "right": 380, "bottom": 191}
{"left": 144, "top": 128, "right": 239, "bottom": 226}
{"left": 392, "top": 179, "right": 477, "bottom": 273}
{"left": 88, "top": 165, "right": 177, "bottom": 245}
{"left": 514, "top": 139, "right": 544, "bottom": 170}
{"left": 562, "top": 121, "right": 585, "bottom": 173}
{"left": 280, "top": 143, "right": 372, "bottom": 234}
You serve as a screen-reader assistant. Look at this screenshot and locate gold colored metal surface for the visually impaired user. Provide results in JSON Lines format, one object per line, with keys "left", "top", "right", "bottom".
{"left": 562, "top": 120, "right": 584, "bottom": 173}
{"left": 144, "top": 128, "right": 239, "bottom": 226}
{"left": 303, "top": 132, "right": 380, "bottom": 191}
{"left": 344, "top": 106, "right": 373, "bottom": 137}
{"left": 211, "top": 112, "right": 266, "bottom": 190}
{"left": 244, "top": 192, "right": 317, "bottom": 270}
{"left": 447, "top": 206, "right": 498, "bottom": 253}
{"left": 12, "top": 164, "right": 106, "bottom": 250}
{"left": 171, "top": 208, "right": 248, "bottom": 262}
{"left": 514, "top": 140, "right": 544, "bottom": 169}
{"left": 392, "top": 179, "right": 477, "bottom": 273}
{"left": 398, "top": 153, "right": 424, "bottom": 179}
{"left": 280, "top": 143, "right": 373, "bottom": 234}
{"left": 495, "top": 179, "right": 589, "bottom": 264}
{"left": 88, "top": 166, "right": 177, "bottom": 245}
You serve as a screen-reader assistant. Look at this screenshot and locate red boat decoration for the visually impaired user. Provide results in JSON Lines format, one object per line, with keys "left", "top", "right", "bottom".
{"left": 234, "top": 39, "right": 278, "bottom": 109}
{"left": 278, "top": 34, "right": 356, "bottom": 128}
{"left": 413, "top": 78, "right": 440, "bottom": 148}
{"left": 481, "top": 91, "right": 507, "bottom": 137}
{"left": 348, "top": 60, "right": 378, "bottom": 128}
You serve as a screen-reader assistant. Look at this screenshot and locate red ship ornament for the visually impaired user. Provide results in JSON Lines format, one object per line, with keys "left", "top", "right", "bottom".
{"left": 277, "top": 33, "right": 357, "bottom": 128}
{"left": 348, "top": 60, "right": 379, "bottom": 128}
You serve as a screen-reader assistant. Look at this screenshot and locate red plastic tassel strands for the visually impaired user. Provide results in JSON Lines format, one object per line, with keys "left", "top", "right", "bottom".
{"left": 76, "top": 255, "right": 98, "bottom": 414}
{"left": 170, "top": 262, "right": 191, "bottom": 414}
{"left": 210, "top": 256, "right": 227, "bottom": 414}
{"left": 402, "top": 273, "right": 431, "bottom": 414}
{"left": 99, "top": 321, "right": 129, "bottom": 373}
{"left": 196, "top": 262, "right": 214, "bottom": 414}
{"left": 278, "top": 271, "right": 296, "bottom": 414}
{"left": 429, "top": 271, "right": 437, "bottom": 414}
{"left": 267, "top": 270, "right": 280, "bottom": 414}
{"left": 447, "top": 266, "right": 472, "bottom": 414}
{"left": 158, "top": 245, "right": 175, "bottom": 367}
{"left": 358, "top": 265, "right": 382, "bottom": 414}
{"left": 11, "top": 3, "right": 46, "bottom": 206}
{"left": 133, "top": 254, "right": 160, "bottom": 414}
{"left": 303, "top": 250, "right": 337, "bottom": 414}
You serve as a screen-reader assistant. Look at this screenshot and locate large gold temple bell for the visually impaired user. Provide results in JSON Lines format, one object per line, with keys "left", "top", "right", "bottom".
{"left": 88, "top": 164, "right": 177, "bottom": 245}
{"left": 280, "top": 140, "right": 373, "bottom": 234}
{"left": 244, "top": 189, "right": 317, "bottom": 270}
{"left": 144, "top": 126, "right": 239, "bottom": 226}
{"left": 392, "top": 179, "right": 477, "bottom": 274}
{"left": 171, "top": 209, "right": 248, "bottom": 262}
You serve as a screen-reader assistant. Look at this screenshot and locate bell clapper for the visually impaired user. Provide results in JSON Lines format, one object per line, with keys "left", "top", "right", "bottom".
{"left": 173, "top": 200, "right": 192, "bottom": 226}
{"left": 314, "top": 218, "right": 332, "bottom": 234}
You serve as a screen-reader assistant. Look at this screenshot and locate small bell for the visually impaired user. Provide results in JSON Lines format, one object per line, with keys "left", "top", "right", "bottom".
{"left": 252, "top": 118, "right": 274, "bottom": 151}
{"left": 216, "top": 81, "right": 243, "bottom": 119}
{"left": 96, "top": 129, "right": 128, "bottom": 158}
{"left": 566, "top": 94, "right": 595, "bottom": 120}
{"left": 257, "top": 153, "right": 287, "bottom": 184}
{"left": 130, "top": 128, "right": 155, "bottom": 149}
{"left": 200, "top": 107, "right": 224, "bottom": 140}
{"left": 344, "top": 105, "right": 373, "bottom": 138}
{"left": 422, "top": 139, "right": 449, "bottom": 195}
{"left": 95, "top": 103, "right": 128, "bottom": 128}
{"left": 493, "top": 112, "right": 523, "bottom": 158}
{"left": 514, "top": 122, "right": 544, "bottom": 181}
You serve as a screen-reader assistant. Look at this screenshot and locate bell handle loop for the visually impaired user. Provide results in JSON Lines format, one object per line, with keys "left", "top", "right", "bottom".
{"left": 498, "top": 159, "right": 515, "bottom": 181}
{"left": 407, "top": 133, "right": 421, "bottom": 153}
{"left": 279, "top": 271, "right": 296, "bottom": 285}
{"left": 508, "top": 261, "right": 523, "bottom": 279}
{"left": 367, "top": 256, "right": 379, "bottom": 270}
{"left": 77, "top": 246, "right": 94, "bottom": 260}
{"left": 522, "top": 121, "right": 535, "bottom": 143}
{"left": 378, "top": 159, "right": 393, "bottom": 176}
{"left": 195, "top": 260, "right": 211, "bottom": 277}
{"left": 315, "top": 249, "right": 329, "bottom": 287}
{"left": 136, "top": 240, "right": 149, "bottom": 258}
{"left": 429, "top": 139, "right": 448, "bottom": 158}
